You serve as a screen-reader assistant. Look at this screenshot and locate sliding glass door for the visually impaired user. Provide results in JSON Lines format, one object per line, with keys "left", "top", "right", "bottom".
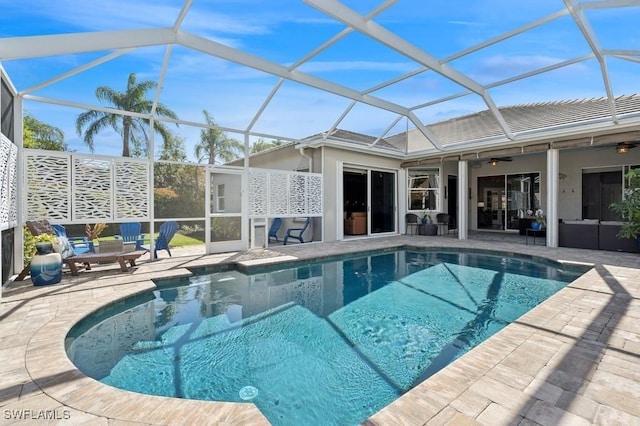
{"left": 478, "top": 172, "right": 540, "bottom": 231}
{"left": 343, "top": 167, "right": 396, "bottom": 236}
{"left": 371, "top": 170, "right": 396, "bottom": 234}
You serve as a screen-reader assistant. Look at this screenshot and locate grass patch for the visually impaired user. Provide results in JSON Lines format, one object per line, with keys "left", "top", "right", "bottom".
{"left": 100, "top": 232, "right": 204, "bottom": 247}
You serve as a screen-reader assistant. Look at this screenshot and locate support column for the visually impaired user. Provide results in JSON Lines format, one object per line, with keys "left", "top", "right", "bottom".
{"left": 546, "top": 149, "right": 559, "bottom": 247}
{"left": 14, "top": 96, "right": 24, "bottom": 276}
{"left": 457, "top": 160, "right": 468, "bottom": 240}
{"left": 148, "top": 118, "right": 156, "bottom": 260}
{"left": 241, "top": 133, "right": 250, "bottom": 250}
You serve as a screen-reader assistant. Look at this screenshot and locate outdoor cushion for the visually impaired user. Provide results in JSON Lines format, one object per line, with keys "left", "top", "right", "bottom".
{"left": 563, "top": 220, "right": 598, "bottom": 225}
{"left": 54, "top": 236, "right": 75, "bottom": 259}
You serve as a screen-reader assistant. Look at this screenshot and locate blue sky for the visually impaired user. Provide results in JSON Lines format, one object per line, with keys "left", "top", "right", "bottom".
{"left": 1, "top": 0, "right": 639, "bottom": 160}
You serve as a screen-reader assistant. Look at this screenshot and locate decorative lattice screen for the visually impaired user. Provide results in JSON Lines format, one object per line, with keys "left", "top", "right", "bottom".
{"left": 73, "top": 157, "right": 112, "bottom": 221}
{"left": 0, "top": 136, "right": 18, "bottom": 230}
{"left": 25, "top": 151, "right": 150, "bottom": 223}
{"left": 25, "top": 152, "right": 318, "bottom": 223}
{"left": 248, "top": 169, "right": 269, "bottom": 216}
{"left": 249, "top": 168, "right": 323, "bottom": 217}
{"left": 114, "top": 160, "right": 149, "bottom": 220}
{"left": 26, "top": 153, "right": 71, "bottom": 221}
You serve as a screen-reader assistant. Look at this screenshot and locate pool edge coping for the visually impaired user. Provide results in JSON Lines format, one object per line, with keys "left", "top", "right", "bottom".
{"left": 20, "top": 239, "right": 640, "bottom": 424}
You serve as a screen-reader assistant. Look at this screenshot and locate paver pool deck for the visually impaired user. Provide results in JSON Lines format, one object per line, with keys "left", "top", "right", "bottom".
{"left": 1, "top": 234, "right": 640, "bottom": 425}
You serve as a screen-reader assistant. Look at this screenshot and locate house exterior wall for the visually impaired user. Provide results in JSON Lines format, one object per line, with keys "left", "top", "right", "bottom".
{"left": 465, "top": 146, "right": 640, "bottom": 229}
{"left": 211, "top": 173, "right": 242, "bottom": 213}
{"left": 243, "top": 145, "right": 311, "bottom": 171}
{"left": 558, "top": 147, "right": 640, "bottom": 220}
{"left": 235, "top": 135, "right": 640, "bottom": 243}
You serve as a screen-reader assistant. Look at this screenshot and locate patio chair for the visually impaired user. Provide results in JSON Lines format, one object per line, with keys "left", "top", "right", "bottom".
{"left": 284, "top": 217, "right": 310, "bottom": 245}
{"left": 436, "top": 213, "right": 450, "bottom": 235}
{"left": 405, "top": 213, "right": 419, "bottom": 235}
{"left": 114, "top": 222, "right": 145, "bottom": 250}
{"left": 142, "top": 221, "right": 179, "bottom": 258}
{"left": 268, "top": 218, "right": 282, "bottom": 243}
{"left": 51, "top": 224, "right": 93, "bottom": 255}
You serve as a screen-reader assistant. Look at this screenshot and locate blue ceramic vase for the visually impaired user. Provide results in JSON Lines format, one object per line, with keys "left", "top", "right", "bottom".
{"left": 31, "top": 242, "right": 63, "bottom": 286}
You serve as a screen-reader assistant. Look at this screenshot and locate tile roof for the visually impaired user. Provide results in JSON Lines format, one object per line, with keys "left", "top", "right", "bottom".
{"left": 301, "top": 95, "right": 640, "bottom": 155}
{"left": 410, "top": 94, "right": 640, "bottom": 151}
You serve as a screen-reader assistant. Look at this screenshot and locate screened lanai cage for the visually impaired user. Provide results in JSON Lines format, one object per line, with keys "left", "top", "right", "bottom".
{"left": 3, "top": 1, "right": 640, "bottom": 285}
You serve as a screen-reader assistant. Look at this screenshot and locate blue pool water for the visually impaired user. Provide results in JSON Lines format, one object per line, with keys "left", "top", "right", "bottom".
{"left": 66, "top": 249, "right": 587, "bottom": 425}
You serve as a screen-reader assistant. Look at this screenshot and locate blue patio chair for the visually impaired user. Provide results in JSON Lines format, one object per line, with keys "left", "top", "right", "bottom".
{"left": 268, "top": 218, "right": 282, "bottom": 243}
{"left": 284, "top": 217, "right": 311, "bottom": 245}
{"left": 51, "top": 224, "right": 93, "bottom": 254}
{"left": 142, "top": 221, "right": 179, "bottom": 258}
{"left": 114, "top": 222, "right": 145, "bottom": 250}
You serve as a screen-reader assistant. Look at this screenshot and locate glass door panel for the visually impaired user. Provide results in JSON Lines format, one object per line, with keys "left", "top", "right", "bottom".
{"left": 506, "top": 173, "right": 539, "bottom": 230}
{"left": 370, "top": 170, "right": 396, "bottom": 234}
{"left": 477, "top": 175, "right": 505, "bottom": 230}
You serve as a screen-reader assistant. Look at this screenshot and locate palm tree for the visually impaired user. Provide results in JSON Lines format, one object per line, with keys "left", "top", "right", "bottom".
{"left": 75, "top": 73, "right": 178, "bottom": 157}
{"left": 194, "top": 110, "right": 243, "bottom": 164}
{"left": 251, "top": 138, "right": 287, "bottom": 154}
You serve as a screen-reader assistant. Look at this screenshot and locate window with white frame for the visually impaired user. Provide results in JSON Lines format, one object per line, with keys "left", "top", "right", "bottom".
{"left": 216, "top": 184, "right": 225, "bottom": 212}
{"left": 408, "top": 168, "right": 439, "bottom": 211}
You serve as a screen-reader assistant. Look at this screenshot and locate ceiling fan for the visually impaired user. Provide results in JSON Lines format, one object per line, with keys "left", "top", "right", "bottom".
{"left": 488, "top": 157, "right": 512, "bottom": 166}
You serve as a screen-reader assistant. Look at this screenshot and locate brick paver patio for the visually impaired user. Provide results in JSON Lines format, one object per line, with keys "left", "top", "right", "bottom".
{"left": 1, "top": 235, "right": 639, "bottom": 425}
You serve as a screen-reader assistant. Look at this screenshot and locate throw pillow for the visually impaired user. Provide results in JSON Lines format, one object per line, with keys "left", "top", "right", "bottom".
{"left": 54, "top": 236, "right": 75, "bottom": 259}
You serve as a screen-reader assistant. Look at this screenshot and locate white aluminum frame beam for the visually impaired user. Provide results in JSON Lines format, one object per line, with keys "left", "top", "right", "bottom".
{"left": 564, "top": 0, "right": 617, "bottom": 122}
{"left": 176, "top": 31, "right": 442, "bottom": 149}
{"left": 0, "top": 28, "right": 177, "bottom": 60}
{"left": 20, "top": 49, "right": 135, "bottom": 95}
{"left": 303, "top": 0, "right": 515, "bottom": 141}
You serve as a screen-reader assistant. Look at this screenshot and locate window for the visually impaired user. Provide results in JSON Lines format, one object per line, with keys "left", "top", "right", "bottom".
{"left": 408, "top": 168, "right": 439, "bottom": 211}
{"left": 216, "top": 184, "right": 225, "bottom": 212}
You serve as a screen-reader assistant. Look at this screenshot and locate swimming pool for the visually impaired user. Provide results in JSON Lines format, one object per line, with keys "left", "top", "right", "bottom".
{"left": 66, "top": 248, "right": 587, "bottom": 425}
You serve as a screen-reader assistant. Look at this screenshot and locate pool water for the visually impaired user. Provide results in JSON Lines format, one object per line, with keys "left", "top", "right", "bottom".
{"left": 67, "top": 249, "right": 587, "bottom": 425}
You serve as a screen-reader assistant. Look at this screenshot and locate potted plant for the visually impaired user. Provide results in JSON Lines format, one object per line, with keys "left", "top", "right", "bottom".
{"left": 85, "top": 223, "right": 108, "bottom": 252}
{"left": 610, "top": 168, "right": 640, "bottom": 248}
{"left": 23, "top": 231, "right": 58, "bottom": 264}
{"left": 421, "top": 212, "right": 438, "bottom": 236}
{"left": 527, "top": 209, "right": 546, "bottom": 230}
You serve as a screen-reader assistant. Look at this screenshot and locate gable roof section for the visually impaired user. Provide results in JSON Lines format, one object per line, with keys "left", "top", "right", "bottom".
{"left": 300, "top": 128, "right": 401, "bottom": 151}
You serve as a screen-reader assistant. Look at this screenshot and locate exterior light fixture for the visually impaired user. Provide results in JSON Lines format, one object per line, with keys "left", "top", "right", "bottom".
{"left": 616, "top": 142, "right": 636, "bottom": 154}
{"left": 487, "top": 157, "right": 512, "bottom": 166}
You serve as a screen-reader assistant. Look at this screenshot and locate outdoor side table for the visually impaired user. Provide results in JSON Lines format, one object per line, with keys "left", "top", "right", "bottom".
{"left": 525, "top": 228, "right": 546, "bottom": 245}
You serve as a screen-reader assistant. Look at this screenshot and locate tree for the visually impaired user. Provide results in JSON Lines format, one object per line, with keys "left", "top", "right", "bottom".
{"left": 23, "top": 114, "right": 67, "bottom": 151}
{"left": 158, "top": 132, "right": 187, "bottom": 162}
{"left": 194, "top": 110, "right": 243, "bottom": 164}
{"left": 251, "top": 138, "right": 287, "bottom": 154}
{"left": 610, "top": 168, "right": 640, "bottom": 241}
{"left": 75, "top": 73, "right": 178, "bottom": 157}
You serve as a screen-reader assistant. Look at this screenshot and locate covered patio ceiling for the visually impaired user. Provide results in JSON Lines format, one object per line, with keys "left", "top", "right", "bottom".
{"left": 1, "top": 0, "right": 640, "bottom": 160}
